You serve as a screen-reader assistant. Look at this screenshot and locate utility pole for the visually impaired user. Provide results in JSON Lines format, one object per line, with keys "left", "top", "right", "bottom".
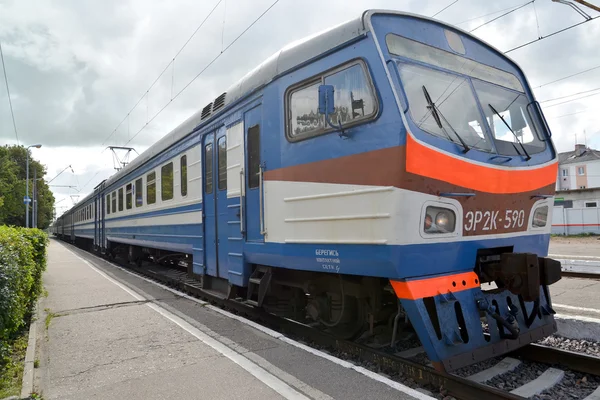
{"left": 572, "top": 0, "right": 600, "bottom": 12}
{"left": 33, "top": 167, "right": 37, "bottom": 229}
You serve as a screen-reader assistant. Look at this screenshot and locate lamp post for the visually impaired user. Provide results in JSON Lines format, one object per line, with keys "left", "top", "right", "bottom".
{"left": 25, "top": 144, "right": 42, "bottom": 228}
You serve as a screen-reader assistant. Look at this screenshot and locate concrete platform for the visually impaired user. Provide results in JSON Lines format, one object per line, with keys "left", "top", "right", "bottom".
{"left": 547, "top": 237, "right": 600, "bottom": 340}
{"left": 36, "top": 240, "right": 428, "bottom": 400}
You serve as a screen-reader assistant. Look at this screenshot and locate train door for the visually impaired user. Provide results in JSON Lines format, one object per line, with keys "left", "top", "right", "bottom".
{"left": 203, "top": 132, "right": 218, "bottom": 277}
{"left": 244, "top": 106, "right": 264, "bottom": 243}
{"left": 94, "top": 195, "right": 99, "bottom": 249}
{"left": 215, "top": 126, "right": 229, "bottom": 279}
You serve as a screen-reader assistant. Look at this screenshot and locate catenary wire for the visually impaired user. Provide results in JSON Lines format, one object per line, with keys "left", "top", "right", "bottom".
{"left": 125, "top": 0, "right": 281, "bottom": 146}
{"left": 0, "top": 41, "right": 20, "bottom": 145}
{"left": 100, "top": 0, "right": 224, "bottom": 146}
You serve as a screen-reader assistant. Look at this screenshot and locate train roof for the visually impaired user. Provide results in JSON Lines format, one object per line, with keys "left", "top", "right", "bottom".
{"left": 59, "top": 9, "right": 519, "bottom": 217}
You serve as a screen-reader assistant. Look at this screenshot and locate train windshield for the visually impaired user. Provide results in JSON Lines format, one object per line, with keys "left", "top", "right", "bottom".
{"left": 388, "top": 34, "right": 548, "bottom": 157}
{"left": 400, "top": 64, "right": 492, "bottom": 152}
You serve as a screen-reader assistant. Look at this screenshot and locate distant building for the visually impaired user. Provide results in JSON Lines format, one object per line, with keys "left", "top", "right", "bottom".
{"left": 555, "top": 144, "right": 600, "bottom": 209}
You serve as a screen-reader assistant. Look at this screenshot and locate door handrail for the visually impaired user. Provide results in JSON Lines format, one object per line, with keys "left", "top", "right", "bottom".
{"left": 259, "top": 165, "right": 267, "bottom": 236}
{"left": 239, "top": 168, "right": 245, "bottom": 235}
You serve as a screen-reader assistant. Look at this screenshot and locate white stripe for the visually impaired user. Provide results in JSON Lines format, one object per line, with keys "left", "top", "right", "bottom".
{"left": 556, "top": 313, "right": 600, "bottom": 324}
{"left": 550, "top": 254, "right": 600, "bottom": 260}
{"left": 58, "top": 241, "right": 434, "bottom": 400}
{"left": 105, "top": 210, "right": 202, "bottom": 228}
{"left": 554, "top": 304, "right": 600, "bottom": 315}
{"left": 58, "top": 243, "right": 309, "bottom": 400}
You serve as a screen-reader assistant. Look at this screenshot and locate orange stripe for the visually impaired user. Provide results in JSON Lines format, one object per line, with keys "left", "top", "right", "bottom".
{"left": 390, "top": 272, "right": 479, "bottom": 300}
{"left": 406, "top": 134, "right": 558, "bottom": 194}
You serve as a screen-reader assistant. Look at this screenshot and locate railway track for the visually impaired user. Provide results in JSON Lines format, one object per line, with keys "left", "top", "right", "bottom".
{"left": 63, "top": 241, "right": 600, "bottom": 400}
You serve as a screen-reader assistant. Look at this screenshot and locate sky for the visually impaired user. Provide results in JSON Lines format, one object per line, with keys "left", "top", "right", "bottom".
{"left": 1, "top": 0, "right": 600, "bottom": 217}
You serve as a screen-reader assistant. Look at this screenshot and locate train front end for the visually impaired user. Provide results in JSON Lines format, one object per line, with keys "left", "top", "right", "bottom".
{"left": 368, "top": 12, "right": 562, "bottom": 371}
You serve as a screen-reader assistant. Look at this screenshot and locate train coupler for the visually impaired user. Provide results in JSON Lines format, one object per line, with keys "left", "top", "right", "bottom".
{"left": 477, "top": 253, "right": 562, "bottom": 302}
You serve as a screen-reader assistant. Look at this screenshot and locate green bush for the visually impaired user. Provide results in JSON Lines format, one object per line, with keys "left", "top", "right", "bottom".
{"left": 0, "top": 226, "right": 48, "bottom": 344}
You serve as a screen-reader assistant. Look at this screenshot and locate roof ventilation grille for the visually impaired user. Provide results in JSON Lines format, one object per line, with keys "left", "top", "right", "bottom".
{"left": 201, "top": 102, "right": 213, "bottom": 120}
{"left": 212, "top": 92, "right": 226, "bottom": 112}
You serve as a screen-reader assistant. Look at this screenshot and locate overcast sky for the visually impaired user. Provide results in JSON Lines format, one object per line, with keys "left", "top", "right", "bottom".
{"left": 1, "top": 0, "right": 599, "bottom": 216}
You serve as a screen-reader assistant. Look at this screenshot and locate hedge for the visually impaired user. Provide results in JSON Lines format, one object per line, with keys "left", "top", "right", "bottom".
{"left": 0, "top": 226, "right": 48, "bottom": 348}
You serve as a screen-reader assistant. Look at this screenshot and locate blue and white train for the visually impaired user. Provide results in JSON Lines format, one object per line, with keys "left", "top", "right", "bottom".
{"left": 52, "top": 10, "right": 563, "bottom": 372}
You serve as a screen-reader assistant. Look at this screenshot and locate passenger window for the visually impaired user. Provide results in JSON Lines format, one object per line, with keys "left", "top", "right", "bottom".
{"left": 111, "top": 192, "right": 116, "bottom": 213}
{"left": 118, "top": 188, "right": 124, "bottom": 211}
{"left": 205, "top": 144, "right": 213, "bottom": 194}
{"left": 126, "top": 183, "right": 132, "bottom": 209}
{"left": 106, "top": 195, "right": 110, "bottom": 214}
{"left": 287, "top": 61, "right": 377, "bottom": 141}
{"left": 135, "top": 178, "right": 143, "bottom": 207}
{"left": 161, "top": 162, "right": 174, "bottom": 201}
{"left": 147, "top": 172, "right": 156, "bottom": 204}
{"left": 218, "top": 137, "right": 227, "bottom": 190}
{"left": 248, "top": 125, "right": 260, "bottom": 189}
{"left": 181, "top": 155, "right": 188, "bottom": 197}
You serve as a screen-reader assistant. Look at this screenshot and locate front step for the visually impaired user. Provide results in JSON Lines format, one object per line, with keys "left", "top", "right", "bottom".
{"left": 246, "top": 266, "right": 272, "bottom": 307}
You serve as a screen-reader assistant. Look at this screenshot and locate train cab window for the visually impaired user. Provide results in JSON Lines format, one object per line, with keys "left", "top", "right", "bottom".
{"left": 205, "top": 143, "right": 213, "bottom": 194}
{"left": 118, "top": 188, "right": 124, "bottom": 211}
{"left": 181, "top": 155, "right": 188, "bottom": 197}
{"left": 126, "top": 183, "right": 132, "bottom": 209}
{"left": 111, "top": 192, "right": 116, "bottom": 214}
{"left": 135, "top": 178, "right": 143, "bottom": 207}
{"left": 147, "top": 172, "right": 156, "bottom": 204}
{"left": 161, "top": 162, "right": 174, "bottom": 201}
{"left": 248, "top": 125, "right": 260, "bottom": 189}
{"left": 106, "top": 195, "right": 111, "bottom": 214}
{"left": 286, "top": 60, "right": 377, "bottom": 141}
{"left": 217, "top": 137, "right": 227, "bottom": 190}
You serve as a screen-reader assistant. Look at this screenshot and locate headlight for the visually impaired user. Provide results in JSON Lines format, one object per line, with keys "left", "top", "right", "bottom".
{"left": 532, "top": 206, "right": 548, "bottom": 227}
{"left": 424, "top": 206, "right": 456, "bottom": 234}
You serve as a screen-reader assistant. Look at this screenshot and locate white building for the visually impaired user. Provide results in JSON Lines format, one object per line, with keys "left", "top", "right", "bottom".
{"left": 554, "top": 144, "right": 600, "bottom": 228}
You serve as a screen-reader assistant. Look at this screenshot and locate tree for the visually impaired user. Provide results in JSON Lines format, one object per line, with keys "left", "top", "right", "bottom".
{"left": 0, "top": 145, "right": 55, "bottom": 229}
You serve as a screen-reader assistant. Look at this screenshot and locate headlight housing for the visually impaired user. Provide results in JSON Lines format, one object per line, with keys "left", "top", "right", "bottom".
{"left": 532, "top": 206, "right": 548, "bottom": 228}
{"left": 424, "top": 206, "right": 456, "bottom": 234}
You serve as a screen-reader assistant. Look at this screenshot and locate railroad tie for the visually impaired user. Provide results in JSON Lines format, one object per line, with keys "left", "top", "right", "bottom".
{"left": 583, "top": 386, "right": 600, "bottom": 400}
{"left": 510, "top": 368, "right": 564, "bottom": 398}
{"left": 466, "top": 357, "right": 521, "bottom": 383}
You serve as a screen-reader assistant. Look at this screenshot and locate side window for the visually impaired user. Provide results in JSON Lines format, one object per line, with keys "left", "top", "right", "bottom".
{"left": 286, "top": 60, "right": 377, "bottom": 141}
{"left": 181, "top": 155, "right": 188, "bottom": 197}
{"left": 106, "top": 195, "right": 111, "bottom": 214}
{"left": 218, "top": 137, "right": 227, "bottom": 190}
{"left": 161, "top": 162, "right": 174, "bottom": 201}
{"left": 147, "top": 172, "right": 156, "bottom": 205}
{"left": 126, "top": 183, "right": 132, "bottom": 209}
{"left": 205, "top": 144, "right": 213, "bottom": 194}
{"left": 248, "top": 125, "right": 260, "bottom": 189}
{"left": 111, "top": 192, "right": 116, "bottom": 214}
{"left": 135, "top": 178, "right": 143, "bottom": 207}
{"left": 118, "top": 188, "right": 124, "bottom": 211}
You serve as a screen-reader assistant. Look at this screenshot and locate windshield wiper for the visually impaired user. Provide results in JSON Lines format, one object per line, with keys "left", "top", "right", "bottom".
{"left": 421, "top": 85, "right": 470, "bottom": 153}
{"left": 488, "top": 104, "right": 531, "bottom": 161}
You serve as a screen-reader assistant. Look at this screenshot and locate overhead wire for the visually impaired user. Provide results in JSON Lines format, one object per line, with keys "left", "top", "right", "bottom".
{"left": 100, "top": 0, "right": 225, "bottom": 146}
{"left": 0, "top": 40, "right": 20, "bottom": 145}
{"left": 543, "top": 90, "right": 600, "bottom": 108}
{"left": 125, "top": 0, "right": 281, "bottom": 146}
{"left": 534, "top": 64, "right": 600, "bottom": 89}
{"left": 540, "top": 86, "right": 600, "bottom": 103}
{"left": 469, "top": 1, "right": 534, "bottom": 32}
{"left": 431, "top": 0, "right": 459, "bottom": 18}
{"left": 454, "top": 2, "right": 532, "bottom": 25}
{"left": 505, "top": 15, "right": 600, "bottom": 53}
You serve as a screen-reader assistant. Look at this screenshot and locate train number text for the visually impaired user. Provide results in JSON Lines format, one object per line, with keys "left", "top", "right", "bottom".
{"left": 464, "top": 209, "right": 525, "bottom": 232}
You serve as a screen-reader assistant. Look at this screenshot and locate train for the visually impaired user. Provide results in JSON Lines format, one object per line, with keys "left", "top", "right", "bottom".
{"left": 51, "top": 9, "right": 563, "bottom": 372}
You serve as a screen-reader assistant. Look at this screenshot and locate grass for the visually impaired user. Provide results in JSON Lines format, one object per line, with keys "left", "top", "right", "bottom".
{"left": 0, "top": 332, "right": 28, "bottom": 398}
{"left": 44, "top": 309, "right": 56, "bottom": 330}
{"left": 551, "top": 232, "right": 599, "bottom": 238}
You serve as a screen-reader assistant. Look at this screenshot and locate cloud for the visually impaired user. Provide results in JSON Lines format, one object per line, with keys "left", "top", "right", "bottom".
{"left": 1, "top": 0, "right": 599, "bottom": 215}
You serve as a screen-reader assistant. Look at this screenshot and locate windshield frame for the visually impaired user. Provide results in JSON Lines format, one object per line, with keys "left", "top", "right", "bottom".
{"left": 394, "top": 59, "right": 549, "bottom": 159}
